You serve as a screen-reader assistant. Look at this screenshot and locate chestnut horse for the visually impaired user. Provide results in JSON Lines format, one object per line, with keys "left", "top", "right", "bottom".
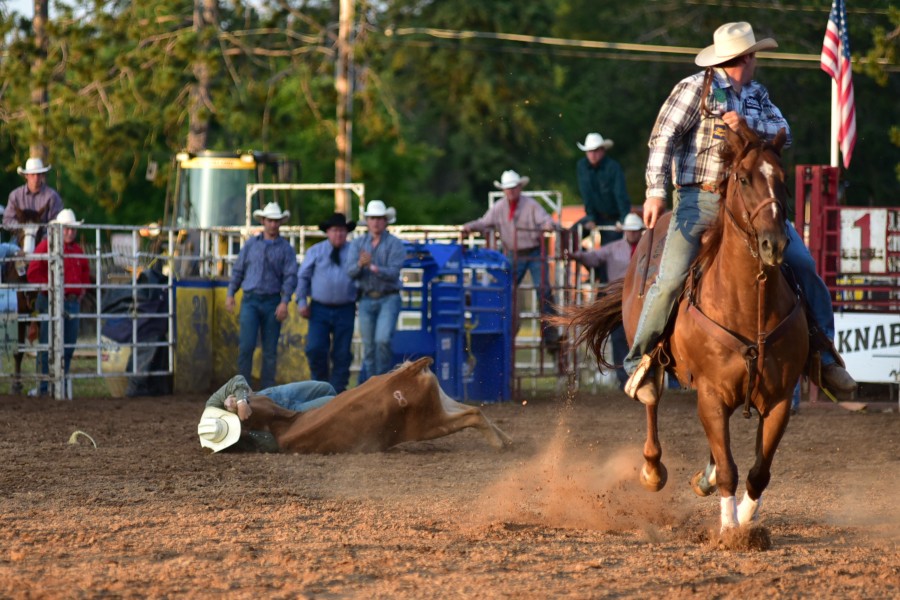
{"left": 5, "top": 207, "right": 48, "bottom": 394}
{"left": 567, "top": 123, "right": 807, "bottom": 532}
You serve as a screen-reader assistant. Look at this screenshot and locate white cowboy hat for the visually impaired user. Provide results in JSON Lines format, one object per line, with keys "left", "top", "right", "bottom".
{"left": 493, "top": 170, "right": 530, "bottom": 190}
{"left": 50, "top": 208, "right": 83, "bottom": 226}
{"left": 577, "top": 132, "right": 614, "bottom": 152}
{"left": 695, "top": 22, "right": 777, "bottom": 67}
{"left": 17, "top": 157, "right": 52, "bottom": 175}
{"left": 197, "top": 406, "right": 242, "bottom": 452}
{"left": 252, "top": 202, "right": 290, "bottom": 222}
{"left": 621, "top": 213, "right": 645, "bottom": 231}
{"left": 363, "top": 200, "right": 397, "bottom": 224}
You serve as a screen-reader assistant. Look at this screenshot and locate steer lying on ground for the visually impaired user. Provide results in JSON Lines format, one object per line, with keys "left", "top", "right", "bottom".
{"left": 202, "top": 357, "right": 512, "bottom": 453}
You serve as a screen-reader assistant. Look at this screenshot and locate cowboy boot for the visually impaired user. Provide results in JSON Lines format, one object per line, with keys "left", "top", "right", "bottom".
{"left": 820, "top": 363, "right": 857, "bottom": 401}
{"left": 624, "top": 354, "right": 664, "bottom": 406}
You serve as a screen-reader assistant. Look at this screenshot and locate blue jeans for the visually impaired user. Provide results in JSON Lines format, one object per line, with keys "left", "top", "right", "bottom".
{"left": 510, "top": 248, "right": 556, "bottom": 319}
{"left": 358, "top": 292, "right": 401, "bottom": 382}
{"left": 36, "top": 294, "right": 80, "bottom": 395}
{"left": 624, "top": 188, "right": 837, "bottom": 375}
{"left": 238, "top": 292, "right": 282, "bottom": 389}
{"left": 305, "top": 301, "right": 356, "bottom": 393}
{"left": 258, "top": 380, "right": 336, "bottom": 412}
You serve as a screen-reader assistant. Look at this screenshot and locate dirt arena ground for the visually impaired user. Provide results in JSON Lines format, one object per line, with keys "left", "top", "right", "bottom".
{"left": 0, "top": 386, "right": 897, "bottom": 599}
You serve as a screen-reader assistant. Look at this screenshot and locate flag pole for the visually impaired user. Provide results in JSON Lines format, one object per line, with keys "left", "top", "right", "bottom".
{"left": 829, "top": 80, "right": 840, "bottom": 168}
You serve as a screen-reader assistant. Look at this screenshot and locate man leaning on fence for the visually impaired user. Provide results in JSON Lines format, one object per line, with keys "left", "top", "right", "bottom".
{"left": 461, "top": 170, "right": 560, "bottom": 352}
{"left": 225, "top": 202, "right": 297, "bottom": 389}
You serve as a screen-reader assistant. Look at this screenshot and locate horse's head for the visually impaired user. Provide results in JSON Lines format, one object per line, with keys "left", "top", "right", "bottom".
{"left": 14, "top": 206, "right": 48, "bottom": 254}
{"left": 722, "top": 123, "right": 789, "bottom": 267}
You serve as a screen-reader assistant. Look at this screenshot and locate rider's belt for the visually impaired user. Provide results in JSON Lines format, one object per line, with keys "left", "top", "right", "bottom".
{"left": 364, "top": 290, "right": 398, "bottom": 299}
{"left": 676, "top": 182, "right": 718, "bottom": 193}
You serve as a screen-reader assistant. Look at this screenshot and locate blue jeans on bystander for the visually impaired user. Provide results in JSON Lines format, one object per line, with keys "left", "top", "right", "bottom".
{"left": 357, "top": 292, "right": 401, "bottom": 383}
{"left": 36, "top": 294, "right": 80, "bottom": 395}
{"left": 238, "top": 292, "right": 282, "bottom": 390}
{"left": 305, "top": 301, "right": 356, "bottom": 393}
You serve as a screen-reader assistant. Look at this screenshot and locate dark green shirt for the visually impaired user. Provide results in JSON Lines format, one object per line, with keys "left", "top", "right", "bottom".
{"left": 576, "top": 156, "right": 631, "bottom": 225}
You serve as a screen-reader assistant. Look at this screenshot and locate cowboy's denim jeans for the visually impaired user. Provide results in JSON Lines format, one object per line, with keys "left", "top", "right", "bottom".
{"left": 358, "top": 292, "right": 401, "bottom": 382}
{"left": 258, "top": 380, "right": 336, "bottom": 412}
{"left": 305, "top": 301, "right": 356, "bottom": 393}
{"left": 510, "top": 248, "right": 556, "bottom": 319}
{"left": 238, "top": 292, "right": 282, "bottom": 389}
{"left": 36, "top": 294, "right": 80, "bottom": 395}
{"left": 624, "top": 188, "right": 837, "bottom": 376}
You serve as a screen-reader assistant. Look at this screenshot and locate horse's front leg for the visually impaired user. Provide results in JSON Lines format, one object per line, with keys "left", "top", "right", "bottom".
{"left": 640, "top": 401, "right": 668, "bottom": 491}
{"left": 697, "top": 394, "right": 739, "bottom": 531}
{"left": 738, "top": 397, "right": 791, "bottom": 526}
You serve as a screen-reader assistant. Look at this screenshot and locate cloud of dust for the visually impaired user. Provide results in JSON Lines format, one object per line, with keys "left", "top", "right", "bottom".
{"left": 466, "top": 408, "right": 692, "bottom": 535}
{"left": 822, "top": 470, "right": 900, "bottom": 542}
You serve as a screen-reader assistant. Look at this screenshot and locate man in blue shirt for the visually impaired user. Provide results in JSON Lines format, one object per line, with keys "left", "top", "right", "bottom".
{"left": 296, "top": 213, "right": 358, "bottom": 393}
{"left": 346, "top": 200, "right": 406, "bottom": 382}
{"left": 226, "top": 202, "right": 298, "bottom": 389}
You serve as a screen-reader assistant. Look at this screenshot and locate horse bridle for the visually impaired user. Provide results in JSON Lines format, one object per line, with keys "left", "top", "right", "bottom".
{"left": 723, "top": 167, "right": 786, "bottom": 260}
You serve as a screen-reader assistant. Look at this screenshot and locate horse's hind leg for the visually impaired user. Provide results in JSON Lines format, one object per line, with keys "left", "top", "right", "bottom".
{"left": 640, "top": 402, "right": 668, "bottom": 491}
{"left": 738, "top": 398, "right": 790, "bottom": 526}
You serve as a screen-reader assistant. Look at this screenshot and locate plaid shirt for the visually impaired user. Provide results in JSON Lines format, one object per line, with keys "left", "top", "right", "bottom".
{"left": 645, "top": 69, "right": 792, "bottom": 200}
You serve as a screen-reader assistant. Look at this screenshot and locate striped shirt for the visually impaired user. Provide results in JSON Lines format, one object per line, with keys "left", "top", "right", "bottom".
{"left": 646, "top": 69, "right": 792, "bottom": 200}
{"left": 463, "top": 194, "right": 554, "bottom": 252}
{"left": 3, "top": 184, "right": 63, "bottom": 226}
{"left": 296, "top": 240, "right": 357, "bottom": 308}
{"left": 227, "top": 234, "right": 298, "bottom": 303}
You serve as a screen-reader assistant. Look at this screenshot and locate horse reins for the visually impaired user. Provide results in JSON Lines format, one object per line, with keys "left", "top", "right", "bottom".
{"left": 690, "top": 166, "right": 802, "bottom": 418}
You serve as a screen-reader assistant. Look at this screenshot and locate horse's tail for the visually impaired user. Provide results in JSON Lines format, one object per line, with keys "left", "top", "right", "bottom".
{"left": 557, "top": 279, "right": 625, "bottom": 370}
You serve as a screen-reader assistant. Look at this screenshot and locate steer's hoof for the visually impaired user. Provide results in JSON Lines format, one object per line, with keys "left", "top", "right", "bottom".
{"left": 690, "top": 469, "right": 717, "bottom": 497}
{"left": 640, "top": 461, "right": 668, "bottom": 492}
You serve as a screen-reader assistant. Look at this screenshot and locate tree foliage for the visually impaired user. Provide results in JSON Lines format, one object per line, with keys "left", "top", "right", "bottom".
{"left": 0, "top": 0, "right": 896, "bottom": 228}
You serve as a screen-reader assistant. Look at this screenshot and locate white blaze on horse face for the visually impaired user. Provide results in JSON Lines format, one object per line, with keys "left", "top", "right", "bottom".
{"left": 758, "top": 161, "right": 780, "bottom": 219}
{"left": 21, "top": 224, "right": 38, "bottom": 254}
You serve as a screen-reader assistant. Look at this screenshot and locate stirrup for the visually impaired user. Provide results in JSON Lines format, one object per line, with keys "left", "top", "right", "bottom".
{"left": 624, "top": 354, "right": 655, "bottom": 400}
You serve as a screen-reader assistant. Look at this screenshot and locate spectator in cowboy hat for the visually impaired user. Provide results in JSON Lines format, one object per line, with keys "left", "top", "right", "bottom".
{"left": 572, "top": 132, "right": 631, "bottom": 248}
{"left": 462, "top": 169, "right": 560, "bottom": 352}
{"left": 346, "top": 200, "right": 406, "bottom": 382}
{"left": 26, "top": 208, "right": 91, "bottom": 397}
{"left": 623, "top": 21, "right": 856, "bottom": 406}
{"left": 225, "top": 201, "right": 298, "bottom": 389}
{"left": 3, "top": 157, "right": 63, "bottom": 229}
{"left": 571, "top": 212, "right": 645, "bottom": 387}
{"left": 296, "top": 213, "right": 358, "bottom": 393}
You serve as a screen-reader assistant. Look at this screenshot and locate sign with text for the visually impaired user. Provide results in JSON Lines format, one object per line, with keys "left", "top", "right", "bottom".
{"left": 834, "top": 312, "right": 900, "bottom": 384}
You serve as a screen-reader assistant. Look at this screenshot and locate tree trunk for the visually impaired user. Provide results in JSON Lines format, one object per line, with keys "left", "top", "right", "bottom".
{"left": 29, "top": 0, "right": 49, "bottom": 160}
{"left": 334, "top": 0, "right": 354, "bottom": 215}
{"left": 187, "top": 0, "right": 217, "bottom": 153}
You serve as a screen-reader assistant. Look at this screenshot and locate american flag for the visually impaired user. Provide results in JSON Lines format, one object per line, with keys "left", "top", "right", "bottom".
{"left": 820, "top": 0, "right": 856, "bottom": 168}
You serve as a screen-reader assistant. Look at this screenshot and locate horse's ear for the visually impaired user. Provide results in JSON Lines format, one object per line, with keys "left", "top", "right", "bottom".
{"left": 772, "top": 128, "right": 787, "bottom": 154}
{"left": 39, "top": 204, "right": 49, "bottom": 220}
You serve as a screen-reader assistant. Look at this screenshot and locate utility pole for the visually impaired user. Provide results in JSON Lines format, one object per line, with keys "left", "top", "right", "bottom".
{"left": 188, "top": 0, "right": 217, "bottom": 153}
{"left": 30, "top": 0, "right": 49, "bottom": 161}
{"left": 334, "top": 0, "right": 354, "bottom": 216}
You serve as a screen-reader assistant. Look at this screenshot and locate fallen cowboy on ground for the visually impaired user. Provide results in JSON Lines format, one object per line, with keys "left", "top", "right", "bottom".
{"left": 197, "top": 357, "right": 512, "bottom": 453}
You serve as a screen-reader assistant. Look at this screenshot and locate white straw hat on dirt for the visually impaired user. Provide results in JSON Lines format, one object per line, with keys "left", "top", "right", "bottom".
{"left": 493, "top": 170, "right": 530, "bottom": 190}
{"left": 363, "top": 200, "right": 397, "bottom": 224}
{"left": 17, "top": 157, "right": 52, "bottom": 175}
{"left": 577, "top": 132, "right": 614, "bottom": 152}
{"left": 695, "top": 22, "right": 777, "bottom": 67}
{"left": 253, "top": 202, "right": 290, "bottom": 222}
{"left": 51, "top": 208, "right": 83, "bottom": 226}
{"left": 197, "top": 406, "right": 241, "bottom": 452}
{"left": 621, "top": 213, "right": 645, "bottom": 231}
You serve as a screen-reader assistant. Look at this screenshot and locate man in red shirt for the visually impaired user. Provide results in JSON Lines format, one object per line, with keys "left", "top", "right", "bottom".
{"left": 26, "top": 209, "right": 91, "bottom": 397}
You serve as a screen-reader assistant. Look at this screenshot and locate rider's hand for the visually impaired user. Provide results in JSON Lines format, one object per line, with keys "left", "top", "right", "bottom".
{"left": 236, "top": 399, "right": 252, "bottom": 421}
{"left": 722, "top": 111, "right": 745, "bottom": 132}
{"left": 642, "top": 197, "right": 667, "bottom": 229}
